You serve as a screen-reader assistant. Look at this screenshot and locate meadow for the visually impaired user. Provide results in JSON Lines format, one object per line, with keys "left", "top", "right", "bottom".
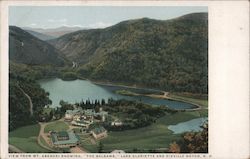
{"left": 9, "top": 124, "right": 50, "bottom": 153}
{"left": 82, "top": 110, "right": 206, "bottom": 152}
{"left": 44, "top": 121, "right": 69, "bottom": 133}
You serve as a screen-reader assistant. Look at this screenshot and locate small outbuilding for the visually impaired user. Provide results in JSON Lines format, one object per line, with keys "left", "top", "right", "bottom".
{"left": 50, "top": 131, "right": 80, "bottom": 148}
{"left": 90, "top": 126, "right": 107, "bottom": 140}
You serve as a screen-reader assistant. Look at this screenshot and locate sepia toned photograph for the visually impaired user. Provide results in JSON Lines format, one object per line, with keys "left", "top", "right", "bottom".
{"left": 8, "top": 6, "right": 208, "bottom": 154}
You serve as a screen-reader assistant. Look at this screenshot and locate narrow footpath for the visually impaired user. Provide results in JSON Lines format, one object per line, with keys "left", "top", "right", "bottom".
{"left": 17, "top": 85, "right": 33, "bottom": 116}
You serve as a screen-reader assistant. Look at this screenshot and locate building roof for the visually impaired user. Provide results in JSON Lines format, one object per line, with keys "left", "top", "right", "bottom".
{"left": 57, "top": 131, "right": 69, "bottom": 138}
{"left": 76, "top": 120, "right": 90, "bottom": 125}
{"left": 92, "top": 126, "right": 106, "bottom": 135}
{"left": 51, "top": 131, "right": 79, "bottom": 145}
{"left": 66, "top": 107, "right": 83, "bottom": 115}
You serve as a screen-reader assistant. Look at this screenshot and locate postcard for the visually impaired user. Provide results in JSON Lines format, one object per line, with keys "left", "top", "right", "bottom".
{"left": 0, "top": 1, "right": 249, "bottom": 159}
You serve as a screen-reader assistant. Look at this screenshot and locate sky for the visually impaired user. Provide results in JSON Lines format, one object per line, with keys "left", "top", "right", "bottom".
{"left": 9, "top": 6, "right": 207, "bottom": 29}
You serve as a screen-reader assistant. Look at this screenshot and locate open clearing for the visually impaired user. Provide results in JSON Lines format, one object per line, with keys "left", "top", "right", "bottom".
{"left": 82, "top": 110, "right": 206, "bottom": 152}
{"left": 44, "top": 120, "right": 69, "bottom": 133}
{"left": 9, "top": 124, "right": 50, "bottom": 152}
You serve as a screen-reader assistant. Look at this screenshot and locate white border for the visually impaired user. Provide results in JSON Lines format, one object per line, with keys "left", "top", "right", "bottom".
{"left": 1, "top": 1, "right": 250, "bottom": 159}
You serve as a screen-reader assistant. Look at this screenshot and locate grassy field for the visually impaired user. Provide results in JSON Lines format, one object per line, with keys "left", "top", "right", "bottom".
{"left": 79, "top": 135, "right": 98, "bottom": 152}
{"left": 44, "top": 121, "right": 69, "bottom": 133}
{"left": 39, "top": 136, "right": 51, "bottom": 149}
{"left": 169, "top": 94, "right": 208, "bottom": 108}
{"left": 9, "top": 124, "right": 50, "bottom": 153}
{"left": 81, "top": 110, "right": 207, "bottom": 152}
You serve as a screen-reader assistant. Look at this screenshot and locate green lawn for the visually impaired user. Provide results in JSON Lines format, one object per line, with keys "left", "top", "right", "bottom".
{"left": 169, "top": 94, "right": 208, "bottom": 108}
{"left": 44, "top": 121, "right": 69, "bottom": 133}
{"left": 9, "top": 124, "right": 50, "bottom": 153}
{"left": 80, "top": 137, "right": 98, "bottom": 152}
{"left": 81, "top": 110, "right": 207, "bottom": 152}
{"left": 39, "top": 136, "right": 51, "bottom": 149}
{"left": 9, "top": 124, "right": 40, "bottom": 138}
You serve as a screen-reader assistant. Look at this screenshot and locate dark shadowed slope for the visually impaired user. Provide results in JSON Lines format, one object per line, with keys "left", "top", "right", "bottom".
{"left": 9, "top": 26, "right": 66, "bottom": 66}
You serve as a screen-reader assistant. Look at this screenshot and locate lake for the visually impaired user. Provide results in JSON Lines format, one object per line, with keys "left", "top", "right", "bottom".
{"left": 168, "top": 117, "right": 208, "bottom": 134}
{"left": 38, "top": 78, "right": 197, "bottom": 109}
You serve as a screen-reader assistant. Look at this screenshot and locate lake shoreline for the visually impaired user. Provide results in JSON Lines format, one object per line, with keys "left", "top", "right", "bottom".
{"left": 81, "top": 77, "right": 163, "bottom": 93}
{"left": 113, "top": 89, "right": 202, "bottom": 111}
{"left": 89, "top": 79, "right": 202, "bottom": 110}
{"left": 38, "top": 77, "right": 204, "bottom": 110}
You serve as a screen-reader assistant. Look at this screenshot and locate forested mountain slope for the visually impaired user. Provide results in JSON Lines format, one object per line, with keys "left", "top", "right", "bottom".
{"left": 50, "top": 13, "right": 208, "bottom": 93}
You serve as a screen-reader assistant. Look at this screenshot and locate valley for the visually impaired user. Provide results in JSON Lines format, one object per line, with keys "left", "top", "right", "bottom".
{"left": 9, "top": 12, "right": 208, "bottom": 153}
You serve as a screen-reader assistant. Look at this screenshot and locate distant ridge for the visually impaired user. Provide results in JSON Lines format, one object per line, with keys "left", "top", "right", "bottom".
{"left": 22, "top": 26, "right": 86, "bottom": 38}
{"left": 25, "top": 29, "right": 55, "bottom": 41}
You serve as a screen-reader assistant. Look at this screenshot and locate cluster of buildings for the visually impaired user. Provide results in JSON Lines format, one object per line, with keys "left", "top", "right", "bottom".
{"left": 64, "top": 106, "right": 108, "bottom": 140}
{"left": 48, "top": 106, "right": 129, "bottom": 151}
{"left": 49, "top": 106, "right": 108, "bottom": 148}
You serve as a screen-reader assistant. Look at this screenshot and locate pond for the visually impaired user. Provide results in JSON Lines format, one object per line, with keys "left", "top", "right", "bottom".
{"left": 168, "top": 117, "right": 208, "bottom": 134}
{"left": 38, "top": 78, "right": 197, "bottom": 109}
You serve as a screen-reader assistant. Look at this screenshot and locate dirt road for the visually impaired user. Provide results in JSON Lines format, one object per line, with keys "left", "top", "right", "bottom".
{"left": 70, "top": 146, "right": 87, "bottom": 153}
{"left": 37, "top": 122, "right": 55, "bottom": 152}
{"left": 9, "top": 144, "right": 23, "bottom": 153}
{"left": 17, "top": 85, "right": 33, "bottom": 116}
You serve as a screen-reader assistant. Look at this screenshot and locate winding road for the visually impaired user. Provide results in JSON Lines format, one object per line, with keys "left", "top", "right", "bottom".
{"left": 37, "top": 122, "right": 55, "bottom": 152}
{"left": 17, "top": 85, "right": 33, "bottom": 116}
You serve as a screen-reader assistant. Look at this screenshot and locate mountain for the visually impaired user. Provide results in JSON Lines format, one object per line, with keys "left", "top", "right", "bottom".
{"left": 25, "top": 30, "right": 55, "bottom": 40}
{"left": 22, "top": 26, "right": 85, "bottom": 38}
{"left": 9, "top": 26, "right": 66, "bottom": 66}
{"left": 50, "top": 13, "right": 208, "bottom": 93}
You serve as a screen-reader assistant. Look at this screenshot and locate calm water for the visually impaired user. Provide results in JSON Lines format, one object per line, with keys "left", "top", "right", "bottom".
{"left": 168, "top": 117, "right": 208, "bottom": 134}
{"left": 38, "top": 78, "right": 197, "bottom": 109}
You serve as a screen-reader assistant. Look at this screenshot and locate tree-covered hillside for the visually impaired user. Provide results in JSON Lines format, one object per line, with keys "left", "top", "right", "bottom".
{"left": 50, "top": 13, "right": 208, "bottom": 93}
{"left": 9, "top": 26, "right": 66, "bottom": 66}
{"left": 9, "top": 72, "right": 52, "bottom": 131}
